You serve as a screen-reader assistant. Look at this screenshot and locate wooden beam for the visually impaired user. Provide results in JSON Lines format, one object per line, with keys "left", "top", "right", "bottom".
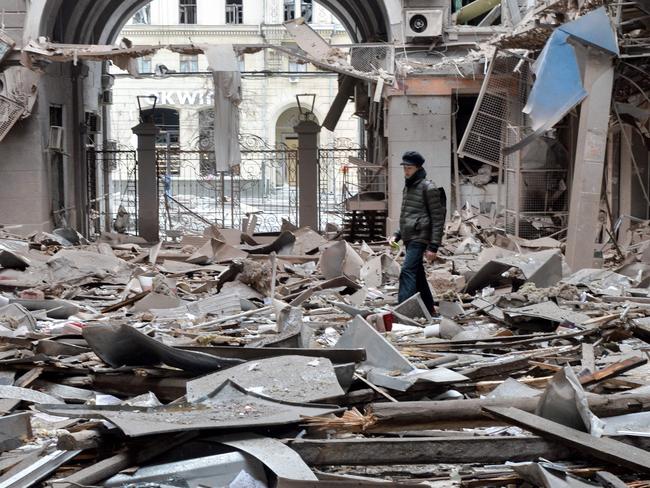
{"left": 578, "top": 357, "right": 647, "bottom": 386}
{"left": 483, "top": 406, "right": 650, "bottom": 473}
{"left": 369, "top": 392, "right": 650, "bottom": 431}
{"left": 57, "top": 432, "right": 196, "bottom": 487}
{"left": 287, "top": 436, "right": 573, "bottom": 465}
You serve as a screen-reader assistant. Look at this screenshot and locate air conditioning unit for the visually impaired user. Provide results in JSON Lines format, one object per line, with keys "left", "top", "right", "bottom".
{"left": 85, "top": 113, "right": 102, "bottom": 134}
{"left": 404, "top": 9, "right": 445, "bottom": 39}
{"left": 101, "top": 73, "right": 115, "bottom": 90}
{"left": 48, "top": 126, "right": 65, "bottom": 152}
{"left": 100, "top": 90, "right": 113, "bottom": 105}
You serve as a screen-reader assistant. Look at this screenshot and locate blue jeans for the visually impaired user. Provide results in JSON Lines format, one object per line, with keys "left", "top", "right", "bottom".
{"left": 398, "top": 241, "right": 435, "bottom": 313}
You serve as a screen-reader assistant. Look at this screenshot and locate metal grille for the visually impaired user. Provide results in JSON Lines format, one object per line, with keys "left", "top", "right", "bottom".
{"left": 0, "top": 95, "right": 23, "bottom": 142}
{"left": 349, "top": 45, "right": 395, "bottom": 74}
{"left": 86, "top": 149, "right": 138, "bottom": 236}
{"left": 504, "top": 166, "right": 569, "bottom": 239}
{"left": 457, "top": 49, "right": 570, "bottom": 239}
{"left": 457, "top": 49, "right": 534, "bottom": 167}
{"left": 318, "top": 141, "right": 367, "bottom": 231}
{"left": 157, "top": 140, "right": 298, "bottom": 234}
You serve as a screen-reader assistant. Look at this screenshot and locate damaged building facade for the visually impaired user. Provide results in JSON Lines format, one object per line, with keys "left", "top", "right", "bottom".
{"left": 0, "top": 1, "right": 650, "bottom": 486}
{"left": 109, "top": 0, "right": 360, "bottom": 150}
{"left": 0, "top": 0, "right": 648, "bottom": 272}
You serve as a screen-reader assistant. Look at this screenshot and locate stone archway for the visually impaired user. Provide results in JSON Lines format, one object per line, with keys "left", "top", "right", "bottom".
{"left": 27, "top": 0, "right": 398, "bottom": 45}
{"left": 6, "top": 0, "right": 398, "bottom": 231}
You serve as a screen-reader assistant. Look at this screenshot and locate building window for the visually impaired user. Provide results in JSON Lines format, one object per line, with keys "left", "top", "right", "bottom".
{"left": 289, "top": 60, "right": 307, "bottom": 72}
{"left": 179, "top": 55, "right": 199, "bottom": 73}
{"left": 284, "top": 0, "right": 295, "bottom": 21}
{"left": 301, "top": 0, "right": 313, "bottom": 22}
{"left": 225, "top": 0, "right": 243, "bottom": 24}
{"left": 137, "top": 56, "right": 153, "bottom": 74}
{"left": 179, "top": 0, "right": 197, "bottom": 24}
{"left": 266, "top": 51, "right": 283, "bottom": 71}
{"left": 132, "top": 5, "right": 151, "bottom": 25}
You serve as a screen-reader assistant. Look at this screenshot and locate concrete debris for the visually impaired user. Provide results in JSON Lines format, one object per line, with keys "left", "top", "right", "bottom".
{"left": 0, "top": 210, "right": 650, "bottom": 485}
{"left": 319, "top": 240, "right": 363, "bottom": 280}
{"left": 0, "top": 0, "right": 646, "bottom": 483}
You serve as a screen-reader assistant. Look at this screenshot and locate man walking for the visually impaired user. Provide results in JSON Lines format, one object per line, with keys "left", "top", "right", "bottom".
{"left": 390, "top": 151, "right": 446, "bottom": 314}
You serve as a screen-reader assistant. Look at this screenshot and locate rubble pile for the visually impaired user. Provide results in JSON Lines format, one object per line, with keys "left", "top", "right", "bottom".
{"left": 0, "top": 210, "right": 650, "bottom": 487}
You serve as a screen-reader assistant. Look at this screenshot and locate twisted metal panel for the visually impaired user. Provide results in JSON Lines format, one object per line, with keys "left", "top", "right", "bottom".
{"left": 457, "top": 49, "right": 534, "bottom": 168}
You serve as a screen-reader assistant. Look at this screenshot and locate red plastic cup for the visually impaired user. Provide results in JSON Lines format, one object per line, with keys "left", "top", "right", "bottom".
{"left": 382, "top": 312, "right": 394, "bottom": 332}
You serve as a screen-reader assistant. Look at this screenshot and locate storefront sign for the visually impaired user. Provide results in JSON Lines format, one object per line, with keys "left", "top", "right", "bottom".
{"left": 146, "top": 90, "right": 213, "bottom": 107}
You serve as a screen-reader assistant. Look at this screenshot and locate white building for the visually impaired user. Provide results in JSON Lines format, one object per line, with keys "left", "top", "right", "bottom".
{"left": 109, "top": 0, "right": 360, "bottom": 152}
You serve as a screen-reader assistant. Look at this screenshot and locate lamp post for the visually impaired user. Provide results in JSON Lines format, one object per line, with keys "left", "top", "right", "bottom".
{"left": 296, "top": 93, "right": 317, "bottom": 121}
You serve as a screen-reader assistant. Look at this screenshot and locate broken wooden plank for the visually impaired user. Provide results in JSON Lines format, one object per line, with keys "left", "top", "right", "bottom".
{"left": 578, "top": 357, "right": 647, "bottom": 386}
{"left": 57, "top": 429, "right": 106, "bottom": 451}
{"left": 594, "top": 471, "right": 628, "bottom": 488}
{"left": 100, "top": 291, "right": 148, "bottom": 313}
{"left": 56, "top": 432, "right": 197, "bottom": 487}
{"left": 287, "top": 436, "right": 575, "bottom": 465}
{"left": 368, "top": 392, "right": 650, "bottom": 431}
{"left": 483, "top": 406, "right": 650, "bottom": 473}
{"left": 13, "top": 367, "right": 44, "bottom": 388}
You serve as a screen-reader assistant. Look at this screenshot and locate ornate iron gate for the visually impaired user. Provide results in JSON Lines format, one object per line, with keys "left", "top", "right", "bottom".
{"left": 86, "top": 135, "right": 298, "bottom": 238}
{"left": 86, "top": 149, "right": 138, "bottom": 236}
{"left": 317, "top": 139, "right": 367, "bottom": 231}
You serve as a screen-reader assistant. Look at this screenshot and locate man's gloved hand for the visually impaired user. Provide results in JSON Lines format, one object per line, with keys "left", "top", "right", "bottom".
{"left": 425, "top": 250, "right": 437, "bottom": 263}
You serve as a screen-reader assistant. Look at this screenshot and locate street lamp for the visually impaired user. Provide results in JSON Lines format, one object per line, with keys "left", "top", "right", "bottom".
{"left": 296, "top": 93, "right": 316, "bottom": 121}
{"left": 137, "top": 95, "right": 158, "bottom": 123}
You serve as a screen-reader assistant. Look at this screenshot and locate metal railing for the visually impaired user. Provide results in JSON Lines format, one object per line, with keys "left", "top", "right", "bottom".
{"left": 156, "top": 145, "right": 298, "bottom": 235}
{"left": 88, "top": 136, "right": 370, "bottom": 239}
{"left": 318, "top": 140, "right": 369, "bottom": 231}
{"left": 86, "top": 149, "right": 138, "bottom": 236}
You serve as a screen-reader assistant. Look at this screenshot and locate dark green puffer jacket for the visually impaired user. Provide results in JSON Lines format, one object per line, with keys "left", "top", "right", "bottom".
{"left": 394, "top": 168, "right": 446, "bottom": 252}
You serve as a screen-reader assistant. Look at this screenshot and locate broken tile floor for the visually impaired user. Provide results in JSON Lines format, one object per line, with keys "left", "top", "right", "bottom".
{"left": 1, "top": 208, "right": 650, "bottom": 487}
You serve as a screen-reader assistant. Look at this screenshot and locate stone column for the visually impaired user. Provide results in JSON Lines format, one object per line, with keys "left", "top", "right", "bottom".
{"left": 565, "top": 47, "right": 614, "bottom": 270}
{"left": 132, "top": 121, "right": 160, "bottom": 242}
{"left": 385, "top": 95, "right": 452, "bottom": 235}
{"left": 294, "top": 119, "right": 320, "bottom": 230}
